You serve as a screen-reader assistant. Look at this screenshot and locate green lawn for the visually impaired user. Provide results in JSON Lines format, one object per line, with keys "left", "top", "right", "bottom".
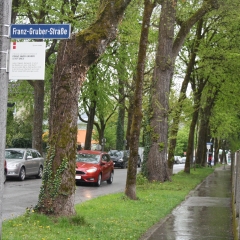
{"left": 2, "top": 166, "right": 215, "bottom": 240}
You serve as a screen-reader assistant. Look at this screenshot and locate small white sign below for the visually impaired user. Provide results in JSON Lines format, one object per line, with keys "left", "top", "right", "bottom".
{"left": 9, "top": 42, "right": 46, "bottom": 80}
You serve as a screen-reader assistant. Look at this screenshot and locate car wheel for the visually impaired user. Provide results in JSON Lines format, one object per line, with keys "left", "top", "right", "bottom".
{"left": 95, "top": 174, "right": 102, "bottom": 187}
{"left": 36, "top": 166, "right": 43, "bottom": 179}
{"left": 19, "top": 167, "right": 26, "bottom": 181}
{"left": 107, "top": 172, "right": 113, "bottom": 184}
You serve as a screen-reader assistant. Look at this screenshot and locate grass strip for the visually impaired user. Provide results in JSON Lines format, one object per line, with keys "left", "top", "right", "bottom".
{"left": 2, "top": 166, "right": 215, "bottom": 240}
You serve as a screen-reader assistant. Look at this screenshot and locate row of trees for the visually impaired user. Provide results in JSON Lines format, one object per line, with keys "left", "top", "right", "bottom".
{"left": 7, "top": 0, "right": 240, "bottom": 217}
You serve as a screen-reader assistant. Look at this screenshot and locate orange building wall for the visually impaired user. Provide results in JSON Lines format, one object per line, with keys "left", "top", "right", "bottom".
{"left": 77, "top": 130, "right": 97, "bottom": 147}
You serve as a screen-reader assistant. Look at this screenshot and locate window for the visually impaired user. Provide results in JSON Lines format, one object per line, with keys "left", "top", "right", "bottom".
{"left": 31, "top": 151, "right": 38, "bottom": 158}
{"left": 26, "top": 150, "right": 32, "bottom": 159}
{"left": 102, "top": 154, "right": 110, "bottom": 162}
{"left": 36, "top": 151, "right": 42, "bottom": 158}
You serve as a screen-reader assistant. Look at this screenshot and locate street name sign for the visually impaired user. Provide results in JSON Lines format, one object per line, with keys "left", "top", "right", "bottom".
{"left": 206, "top": 142, "right": 213, "bottom": 150}
{"left": 10, "top": 24, "right": 71, "bottom": 39}
{"left": 9, "top": 42, "right": 46, "bottom": 80}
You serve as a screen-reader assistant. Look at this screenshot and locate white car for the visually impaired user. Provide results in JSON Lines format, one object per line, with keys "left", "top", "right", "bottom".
{"left": 181, "top": 157, "right": 186, "bottom": 163}
{"left": 5, "top": 148, "right": 44, "bottom": 181}
{"left": 174, "top": 156, "right": 182, "bottom": 164}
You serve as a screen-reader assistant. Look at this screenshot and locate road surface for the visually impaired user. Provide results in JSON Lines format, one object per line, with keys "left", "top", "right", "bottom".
{"left": 2, "top": 164, "right": 184, "bottom": 220}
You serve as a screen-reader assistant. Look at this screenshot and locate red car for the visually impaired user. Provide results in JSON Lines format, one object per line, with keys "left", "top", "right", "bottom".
{"left": 75, "top": 150, "right": 114, "bottom": 186}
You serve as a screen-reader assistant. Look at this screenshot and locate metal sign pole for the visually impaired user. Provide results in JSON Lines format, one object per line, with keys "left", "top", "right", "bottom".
{"left": 0, "top": 0, "right": 12, "bottom": 238}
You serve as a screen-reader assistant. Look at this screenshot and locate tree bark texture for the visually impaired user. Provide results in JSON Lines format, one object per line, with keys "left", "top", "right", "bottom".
{"left": 97, "top": 116, "right": 106, "bottom": 147}
{"left": 125, "top": 0, "right": 156, "bottom": 200}
{"left": 116, "top": 77, "right": 125, "bottom": 150}
{"left": 85, "top": 100, "right": 97, "bottom": 150}
{"left": 81, "top": 65, "right": 98, "bottom": 150}
{"left": 126, "top": 90, "right": 134, "bottom": 150}
{"left": 196, "top": 89, "right": 215, "bottom": 166}
{"left": 148, "top": 0, "right": 175, "bottom": 182}
{"left": 36, "top": 0, "right": 132, "bottom": 216}
{"left": 30, "top": 81, "right": 44, "bottom": 154}
{"left": 185, "top": 94, "right": 200, "bottom": 172}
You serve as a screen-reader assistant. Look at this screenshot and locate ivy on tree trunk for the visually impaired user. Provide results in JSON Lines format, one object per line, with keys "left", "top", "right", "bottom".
{"left": 35, "top": 0, "right": 132, "bottom": 216}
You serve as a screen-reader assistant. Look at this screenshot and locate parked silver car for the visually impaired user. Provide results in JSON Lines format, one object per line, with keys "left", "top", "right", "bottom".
{"left": 5, "top": 148, "right": 44, "bottom": 181}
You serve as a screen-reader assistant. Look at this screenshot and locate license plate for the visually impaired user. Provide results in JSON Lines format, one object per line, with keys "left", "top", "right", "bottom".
{"left": 75, "top": 176, "right": 81, "bottom": 179}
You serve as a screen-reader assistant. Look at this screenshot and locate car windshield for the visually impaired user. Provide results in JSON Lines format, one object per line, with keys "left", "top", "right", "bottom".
{"left": 76, "top": 153, "right": 100, "bottom": 163}
{"left": 5, "top": 150, "right": 24, "bottom": 159}
{"left": 108, "top": 150, "right": 118, "bottom": 156}
{"left": 115, "top": 151, "right": 123, "bottom": 157}
{"left": 109, "top": 151, "right": 123, "bottom": 157}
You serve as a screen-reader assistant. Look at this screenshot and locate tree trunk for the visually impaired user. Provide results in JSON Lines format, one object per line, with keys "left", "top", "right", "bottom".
{"left": 84, "top": 100, "right": 96, "bottom": 150}
{"left": 182, "top": 19, "right": 204, "bottom": 173}
{"left": 185, "top": 95, "right": 200, "bottom": 172}
{"left": 222, "top": 143, "right": 227, "bottom": 164}
{"left": 214, "top": 137, "right": 220, "bottom": 165}
{"left": 98, "top": 116, "right": 106, "bottom": 148}
{"left": 125, "top": 0, "right": 156, "bottom": 200}
{"left": 196, "top": 89, "right": 215, "bottom": 166}
{"left": 116, "top": 77, "right": 125, "bottom": 150}
{"left": 148, "top": 0, "right": 175, "bottom": 182}
{"left": 148, "top": 0, "right": 219, "bottom": 181}
{"left": 126, "top": 89, "right": 134, "bottom": 150}
{"left": 196, "top": 108, "right": 208, "bottom": 166}
{"left": 29, "top": 81, "right": 44, "bottom": 154}
{"left": 36, "top": 37, "right": 85, "bottom": 216}
{"left": 83, "top": 65, "right": 98, "bottom": 150}
{"left": 36, "top": 0, "right": 132, "bottom": 216}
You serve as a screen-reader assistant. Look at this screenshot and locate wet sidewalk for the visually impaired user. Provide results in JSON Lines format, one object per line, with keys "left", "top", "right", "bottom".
{"left": 140, "top": 165, "right": 233, "bottom": 240}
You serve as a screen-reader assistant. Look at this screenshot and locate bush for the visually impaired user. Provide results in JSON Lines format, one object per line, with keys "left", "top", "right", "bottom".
{"left": 11, "top": 138, "right": 32, "bottom": 148}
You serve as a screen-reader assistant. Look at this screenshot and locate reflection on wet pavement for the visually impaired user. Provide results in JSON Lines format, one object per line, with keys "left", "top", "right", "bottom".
{"left": 141, "top": 166, "right": 233, "bottom": 240}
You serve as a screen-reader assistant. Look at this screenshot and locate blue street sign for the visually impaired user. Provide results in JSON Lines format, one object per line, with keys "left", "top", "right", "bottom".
{"left": 10, "top": 24, "right": 71, "bottom": 39}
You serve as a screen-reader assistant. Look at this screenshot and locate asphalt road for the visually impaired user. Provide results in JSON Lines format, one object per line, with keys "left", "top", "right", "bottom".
{"left": 2, "top": 164, "right": 184, "bottom": 220}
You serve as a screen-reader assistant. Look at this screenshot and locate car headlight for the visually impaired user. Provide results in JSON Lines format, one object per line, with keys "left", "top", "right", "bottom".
{"left": 86, "top": 167, "right": 97, "bottom": 173}
{"left": 8, "top": 162, "right": 20, "bottom": 168}
{"left": 118, "top": 158, "right": 123, "bottom": 162}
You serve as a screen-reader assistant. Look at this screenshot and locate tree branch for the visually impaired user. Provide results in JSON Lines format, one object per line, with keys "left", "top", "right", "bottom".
{"left": 172, "top": 0, "right": 219, "bottom": 59}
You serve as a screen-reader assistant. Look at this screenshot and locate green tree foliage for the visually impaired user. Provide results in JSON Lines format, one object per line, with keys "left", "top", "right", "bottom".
{"left": 175, "top": 125, "right": 189, "bottom": 156}
{"left": 168, "top": 0, "right": 240, "bottom": 170}
{"left": 10, "top": 0, "right": 100, "bottom": 153}
{"left": 78, "top": 1, "right": 145, "bottom": 151}
{"left": 6, "top": 108, "right": 33, "bottom": 148}
{"left": 190, "top": 0, "right": 240, "bottom": 164}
